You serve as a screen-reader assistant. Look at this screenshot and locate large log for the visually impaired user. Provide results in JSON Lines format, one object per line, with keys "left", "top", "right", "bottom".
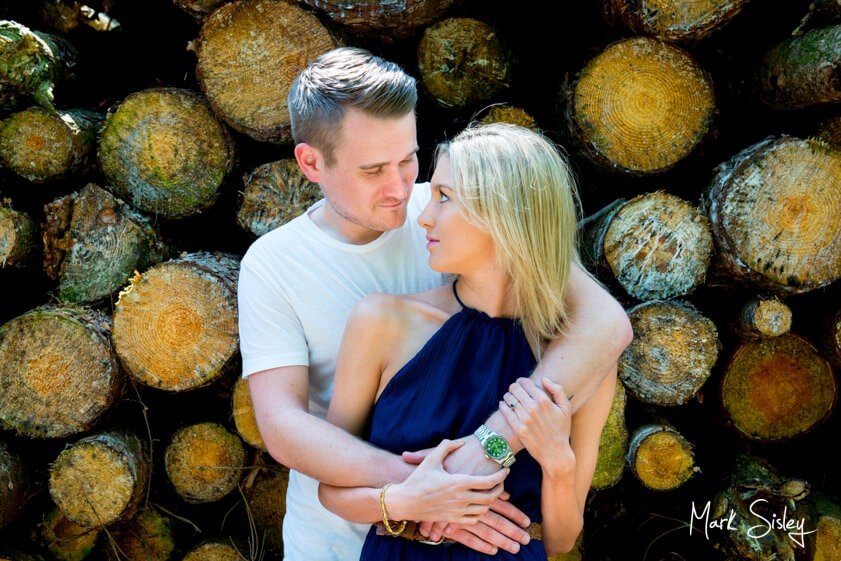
{"left": 603, "top": 0, "right": 750, "bottom": 41}
{"left": 0, "top": 440, "right": 28, "bottom": 529}
{"left": 755, "top": 24, "right": 841, "bottom": 110}
{"left": 37, "top": 508, "right": 100, "bottom": 561}
{"left": 112, "top": 252, "right": 239, "bottom": 391}
{"left": 590, "top": 381, "right": 628, "bottom": 491}
{"left": 195, "top": 0, "right": 337, "bottom": 143}
{"left": 619, "top": 300, "right": 720, "bottom": 406}
{"left": 237, "top": 159, "right": 321, "bottom": 238}
{"left": 702, "top": 136, "right": 841, "bottom": 294}
{"left": 0, "top": 107, "right": 101, "bottom": 183}
{"left": 49, "top": 431, "right": 150, "bottom": 528}
{"left": 567, "top": 37, "right": 715, "bottom": 174}
{"left": 0, "top": 200, "right": 35, "bottom": 269}
{"left": 720, "top": 333, "right": 837, "bottom": 441}
{"left": 104, "top": 507, "right": 174, "bottom": 561}
{"left": 417, "top": 18, "right": 512, "bottom": 109}
{"left": 581, "top": 191, "right": 713, "bottom": 301}
{"left": 98, "top": 88, "right": 236, "bottom": 219}
{"left": 626, "top": 423, "right": 699, "bottom": 491}
{"left": 164, "top": 422, "right": 246, "bottom": 503}
{"left": 43, "top": 184, "right": 169, "bottom": 304}
{"left": 0, "top": 305, "right": 122, "bottom": 438}
{"left": 299, "top": 0, "right": 456, "bottom": 40}
{"left": 232, "top": 377, "right": 266, "bottom": 451}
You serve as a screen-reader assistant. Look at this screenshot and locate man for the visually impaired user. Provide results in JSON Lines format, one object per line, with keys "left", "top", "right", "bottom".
{"left": 238, "top": 47, "right": 633, "bottom": 560}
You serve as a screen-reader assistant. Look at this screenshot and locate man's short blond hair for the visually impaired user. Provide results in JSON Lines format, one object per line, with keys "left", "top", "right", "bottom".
{"left": 288, "top": 47, "right": 417, "bottom": 164}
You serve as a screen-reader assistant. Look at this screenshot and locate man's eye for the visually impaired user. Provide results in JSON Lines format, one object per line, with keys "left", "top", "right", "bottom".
{"left": 366, "top": 169, "right": 383, "bottom": 177}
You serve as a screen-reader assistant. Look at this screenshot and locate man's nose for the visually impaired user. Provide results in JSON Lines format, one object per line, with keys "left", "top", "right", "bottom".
{"left": 383, "top": 167, "right": 409, "bottom": 200}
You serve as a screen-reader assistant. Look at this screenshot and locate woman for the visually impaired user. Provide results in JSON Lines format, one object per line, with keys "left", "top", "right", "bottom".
{"left": 318, "top": 123, "right": 617, "bottom": 559}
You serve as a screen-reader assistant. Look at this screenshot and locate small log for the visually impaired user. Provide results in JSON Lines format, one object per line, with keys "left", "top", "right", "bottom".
{"left": 38, "top": 508, "right": 99, "bottom": 561}
{"left": 195, "top": 0, "right": 337, "bottom": 143}
{"left": 98, "top": 88, "right": 236, "bottom": 219}
{"left": 755, "top": 24, "right": 841, "bottom": 110}
{"left": 619, "top": 300, "right": 719, "bottom": 406}
{"left": 244, "top": 465, "right": 289, "bottom": 552}
{"left": 818, "top": 115, "right": 841, "bottom": 149}
{"left": 232, "top": 377, "right": 266, "bottom": 451}
{"left": 626, "top": 423, "right": 699, "bottom": 491}
{"left": 0, "top": 107, "right": 101, "bottom": 183}
{"left": 733, "top": 296, "right": 792, "bottom": 339}
{"left": 720, "top": 333, "right": 837, "bottom": 441}
{"left": 182, "top": 541, "right": 244, "bottom": 561}
{"left": 478, "top": 105, "right": 537, "bottom": 130}
{"left": 164, "top": 422, "right": 245, "bottom": 503}
{"left": 603, "top": 0, "right": 750, "bottom": 41}
{"left": 112, "top": 252, "right": 239, "bottom": 392}
{"left": 0, "top": 440, "right": 28, "bottom": 528}
{"left": 567, "top": 37, "right": 715, "bottom": 174}
{"left": 299, "top": 0, "right": 455, "bottom": 41}
{"left": 417, "top": 18, "right": 512, "bottom": 109}
{"left": 0, "top": 305, "right": 122, "bottom": 438}
{"left": 0, "top": 200, "right": 35, "bottom": 269}
{"left": 49, "top": 431, "right": 150, "bottom": 528}
{"left": 237, "top": 159, "right": 321, "bottom": 238}
{"left": 43, "top": 183, "right": 169, "bottom": 304}
{"left": 104, "top": 507, "right": 174, "bottom": 561}
{"left": 591, "top": 381, "right": 628, "bottom": 491}
{"left": 582, "top": 191, "right": 713, "bottom": 301}
{"left": 702, "top": 136, "right": 841, "bottom": 294}
{"left": 0, "top": 21, "right": 76, "bottom": 111}
{"left": 172, "top": 0, "right": 228, "bottom": 20}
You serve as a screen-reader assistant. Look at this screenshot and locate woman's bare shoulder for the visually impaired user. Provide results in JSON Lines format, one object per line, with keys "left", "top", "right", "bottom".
{"left": 352, "top": 286, "right": 454, "bottom": 330}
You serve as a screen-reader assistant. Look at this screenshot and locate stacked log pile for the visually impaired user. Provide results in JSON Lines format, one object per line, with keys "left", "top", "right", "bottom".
{"left": 0, "top": 1, "right": 839, "bottom": 560}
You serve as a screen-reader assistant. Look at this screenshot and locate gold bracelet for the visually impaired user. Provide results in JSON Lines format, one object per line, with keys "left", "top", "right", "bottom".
{"left": 379, "top": 483, "right": 408, "bottom": 537}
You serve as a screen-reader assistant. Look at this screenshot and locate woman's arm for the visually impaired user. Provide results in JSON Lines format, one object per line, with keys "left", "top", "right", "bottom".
{"left": 500, "top": 369, "right": 618, "bottom": 555}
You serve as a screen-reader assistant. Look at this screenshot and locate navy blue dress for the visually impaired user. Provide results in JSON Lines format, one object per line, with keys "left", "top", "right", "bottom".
{"left": 359, "top": 281, "right": 547, "bottom": 560}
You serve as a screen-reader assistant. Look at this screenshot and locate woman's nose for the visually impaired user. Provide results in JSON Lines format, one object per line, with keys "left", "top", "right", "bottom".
{"left": 418, "top": 201, "right": 435, "bottom": 229}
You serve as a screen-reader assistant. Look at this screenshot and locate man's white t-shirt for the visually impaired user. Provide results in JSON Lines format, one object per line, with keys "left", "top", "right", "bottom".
{"left": 238, "top": 182, "right": 445, "bottom": 561}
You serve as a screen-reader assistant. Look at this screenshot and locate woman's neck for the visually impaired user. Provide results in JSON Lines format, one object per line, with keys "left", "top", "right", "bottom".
{"left": 455, "top": 270, "right": 518, "bottom": 319}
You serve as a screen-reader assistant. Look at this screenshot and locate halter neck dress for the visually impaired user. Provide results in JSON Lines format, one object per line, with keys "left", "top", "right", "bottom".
{"left": 359, "top": 280, "right": 547, "bottom": 560}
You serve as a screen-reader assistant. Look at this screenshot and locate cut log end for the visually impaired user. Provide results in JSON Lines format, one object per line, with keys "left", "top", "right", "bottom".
{"left": 182, "top": 541, "right": 244, "bottom": 561}
{"left": 479, "top": 106, "right": 537, "bottom": 130}
{"left": 572, "top": 37, "right": 714, "bottom": 174}
{"left": 628, "top": 424, "right": 698, "bottom": 491}
{"left": 244, "top": 466, "right": 289, "bottom": 552}
{"left": 232, "top": 377, "right": 267, "bottom": 451}
{"left": 722, "top": 334, "right": 837, "bottom": 441}
{"left": 40, "top": 509, "right": 100, "bottom": 560}
{"left": 106, "top": 507, "right": 174, "bottom": 561}
{"left": 165, "top": 422, "right": 246, "bottom": 503}
{"left": 607, "top": 0, "right": 750, "bottom": 40}
{"left": 0, "top": 205, "right": 35, "bottom": 269}
{"left": 737, "top": 296, "right": 792, "bottom": 338}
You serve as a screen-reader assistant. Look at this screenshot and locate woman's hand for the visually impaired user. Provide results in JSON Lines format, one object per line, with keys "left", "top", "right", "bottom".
{"left": 499, "top": 378, "right": 575, "bottom": 474}
{"left": 387, "top": 439, "right": 509, "bottom": 524}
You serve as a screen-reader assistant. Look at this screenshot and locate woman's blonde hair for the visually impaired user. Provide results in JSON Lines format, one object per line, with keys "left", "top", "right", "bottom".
{"left": 437, "top": 123, "right": 583, "bottom": 356}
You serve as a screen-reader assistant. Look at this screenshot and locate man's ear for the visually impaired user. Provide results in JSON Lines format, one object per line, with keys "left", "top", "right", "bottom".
{"left": 294, "top": 143, "right": 323, "bottom": 183}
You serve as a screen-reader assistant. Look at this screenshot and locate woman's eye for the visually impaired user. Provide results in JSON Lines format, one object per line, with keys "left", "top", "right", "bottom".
{"left": 439, "top": 193, "right": 450, "bottom": 203}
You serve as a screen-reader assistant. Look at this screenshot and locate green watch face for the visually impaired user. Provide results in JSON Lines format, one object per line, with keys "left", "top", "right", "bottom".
{"left": 484, "top": 435, "right": 510, "bottom": 460}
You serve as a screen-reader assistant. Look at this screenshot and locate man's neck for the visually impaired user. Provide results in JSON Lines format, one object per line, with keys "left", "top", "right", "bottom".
{"left": 308, "top": 204, "right": 384, "bottom": 245}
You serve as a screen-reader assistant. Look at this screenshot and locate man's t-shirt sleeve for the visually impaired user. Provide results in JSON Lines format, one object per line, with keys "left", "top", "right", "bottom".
{"left": 238, "top": 251, "right": 309, "bottom": 378}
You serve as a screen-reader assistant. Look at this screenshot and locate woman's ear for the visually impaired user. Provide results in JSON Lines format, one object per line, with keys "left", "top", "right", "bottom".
{"left": 294, "top": 142, "right": 322, "bottom": 183}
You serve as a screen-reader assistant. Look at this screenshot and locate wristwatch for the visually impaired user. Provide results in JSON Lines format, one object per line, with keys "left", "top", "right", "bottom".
{"left": 474, "top": 424, "right": 515, "bottom": 468}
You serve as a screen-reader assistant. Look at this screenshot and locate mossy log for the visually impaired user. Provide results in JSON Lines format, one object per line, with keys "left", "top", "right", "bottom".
{"left": 195, "top": 0, "right": 337, "bottom": 143}
{"left": 98, "top": 88, "right": 235, "bottom": 219}
{"left": 237, "top": 159, "right": 321, "bottom": 238}
{"left": 720, "top": 333, "right": 837, "bottom": 441}
{"left": 181, "top": 541, "right": 244, "bottom": 561}
{"left": 627, "top": 423, "right": 699, "bottom": 491}
{"left": 0, "top": 305, "right": 122, "bottom": 438}
{"left": 113, "top": 251, "right": 239, "bottom": 391}
{"left": 0, "top": 440, "right": 28, "bottom": 528}
{"left": 417, "top": 18, "right": 512, "bottom": 109}
{"left": 244, "top": 465, "right": 289, "bottom": 553}
{"left": 619, "top": 300, "right": 719, "bottom": 406}
{"left": 299, "top": 0, "right": 455, "bottom": 40}
{"left": 49, "top": 431, "right": 150, "bottom": 528}
{"left": 591, "top": 381, "right": 628, "bottom": 490}
{"left": 38, "top": 509, "right": 100, "bottom": 561}
{"left": 711, "top": 454, "right": 812, "bottom": 561}
{"left": 43, "top": 183, "right": 169, "bottom": 304}
{"left": 478, "top": 105, "right": 537, "bottom": 130}
{"left": 567, "top": 37, "right": 715, "bottom": 175}
{"left": 818, "top": 115, "right": 841, "bottom": 149}
{"left": 232, "top": 377, "right": 266, "bottom": 451}
{"left": 0, "top": 201, "right": 35, "bottom": 269}
{"left": 0, "top": 21, "right": 76, "bottom": 112}
{"left": 0, "top": 107, "right": 101, "bottom": 183}
{"left": 40, "top": 1, "right": 121, "bottom": 33}
{"left": 702, "top": 136, "right": 841, "bottom": 294}
{"left": 581, "top": 191, "right": 713, "bottom": 301}
{"left": 755, "top": 25, "right": 841, "bottom": 110}
{"left": 733, "top": 296, "right": 792, "bottom": 339}
{"left": 603, "top": 0, "right": 749, "bottom": 41}
{"left": 104, "top": 506, "right": 174, "bottom": 561}
{"left": 164, "top": 422, "right": 246, "bottom": 503}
